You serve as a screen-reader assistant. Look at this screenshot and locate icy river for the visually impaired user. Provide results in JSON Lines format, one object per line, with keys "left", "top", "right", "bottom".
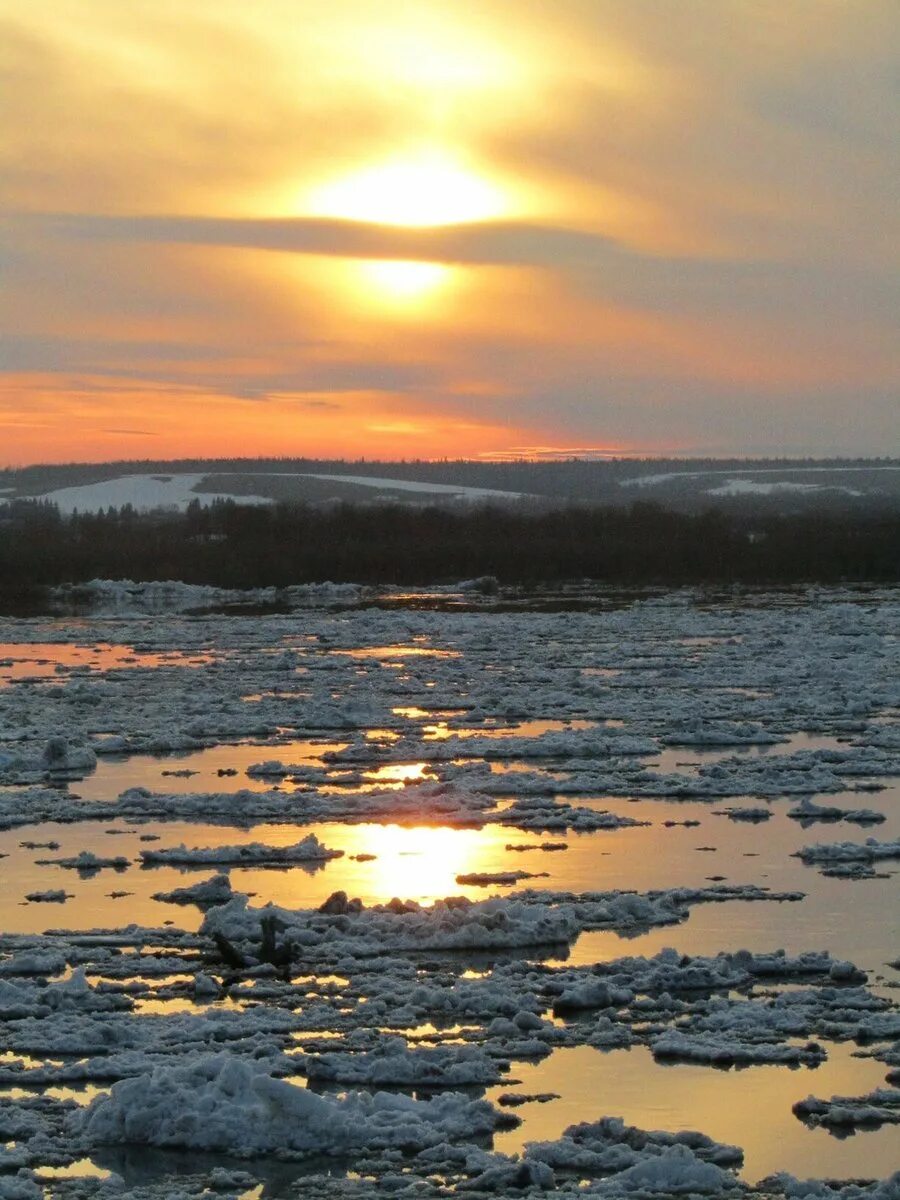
{"left": 0, "top": 580, "right": 897, "bottom": 1200}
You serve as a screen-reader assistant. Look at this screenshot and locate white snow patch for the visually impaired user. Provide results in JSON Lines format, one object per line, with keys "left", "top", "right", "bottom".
{"left": 73, "top": 1053, "right": 507, "bottom": 1157}
{"left": 296, "top": 473, "right": 525, "bottom": 499}
{"left": 38, "top": 473, "right": 272, "bottom": 515}
{"left": 706, "top": 479, "right": 861, "bottom": 497}
{"left": 621, "top": 465, "right": 900, "bottom": 489}
{"left": 36, "top": 470, "right": 525, "bottom": 513}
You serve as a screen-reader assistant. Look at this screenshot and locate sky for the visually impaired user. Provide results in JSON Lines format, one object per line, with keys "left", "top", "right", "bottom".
{"left": 1, "top": 0, "right": 898, "bottom": 465}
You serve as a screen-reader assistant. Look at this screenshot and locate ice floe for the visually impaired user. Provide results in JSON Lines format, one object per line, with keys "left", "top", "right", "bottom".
{"left": 0, "top": 583, "right": 896, "bottom": 1198}
{"left": 139, "top": 833, "right": 343, "bottom": 867}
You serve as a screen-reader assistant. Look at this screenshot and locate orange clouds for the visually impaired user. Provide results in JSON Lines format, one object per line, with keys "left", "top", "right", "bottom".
{"left": 0, "top": 372, "right": 538, "bottom": 466}
{"left": 1, "top": 0, "right": 897, "bottom": 463}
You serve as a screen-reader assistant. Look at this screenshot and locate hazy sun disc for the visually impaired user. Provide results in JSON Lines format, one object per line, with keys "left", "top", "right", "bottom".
{"left": 307, "top": 153, "right": 506, "bottom": 227}
{"left": 359, "top": 260, "right": 451, "bottom": 301}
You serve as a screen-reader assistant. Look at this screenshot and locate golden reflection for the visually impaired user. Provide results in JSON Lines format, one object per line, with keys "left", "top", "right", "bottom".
{"left": 361, "top": 824, "right": 502, "bottom": 901}
{"left": 0, "top": 641, "right": 208, "bottom": 685}
{"left": 423, "top": 723, "right": 452, "bottom": 740}
{"left": 362, "top": 763, "right": 430, "bottom": 784}
{"left": 423, "top": 718, "right": 597, "bottom": 742}
{"left": 375, "top": 1022, "right": 474, "bottom": 1038}
{"left": 43, "top": 1084, "right": 108, "bottom": 1105}
{"left": 33, "top": 1159, "right": 111, "bottom": 1181}
{"left": 202, "top": 822, "right": 515, "bottom": 909}
{"left": 490, "top": 1043, "right": 897, "bottom": 1185}
{"left": 338, "top": 645, "right": 458, "bottom": 659}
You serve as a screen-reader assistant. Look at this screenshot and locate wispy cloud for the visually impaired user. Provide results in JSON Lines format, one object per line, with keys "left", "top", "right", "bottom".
{"left": 479, "top": 445, "right": 632, "bottom": 461}
{"left": 101, "top": 428, "right": 159, "bottom": 436}
{"left": 24, "top": 213, "right": 895, "bottom": 326}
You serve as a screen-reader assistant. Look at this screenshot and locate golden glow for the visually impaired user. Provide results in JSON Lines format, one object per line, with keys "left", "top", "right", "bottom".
{"left": 222, "top": 821, "right": 524, "bottom": 910}
{"left": 357, "top": 260, "right": 451, "bottom": 302}
{"left": 306, "top": 151, "right": 507, "bottom": 227}
{"left": 4, "top": 2, "right": 893, "bottom": 464}
{"left": 343, "top": 14, "right": 524, "bottom": 97}
{"left": 0, "top": 372, "right": 538, "bottom": 466}
{"left": 359, "top": 824, "right": 502, "bottom": 901}
{"left": 363, "top": 764, "right": 431, "bottom": 785}
{"left": 493, "top": 1044, "right": 897, "bottom": 1186}
{"left": 292, "top": 252, "right": 458, "bottom": 316}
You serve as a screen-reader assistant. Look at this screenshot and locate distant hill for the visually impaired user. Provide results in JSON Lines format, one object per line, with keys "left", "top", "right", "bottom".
{"left": 1, "top": 456, "right": 898, "bottom": 515}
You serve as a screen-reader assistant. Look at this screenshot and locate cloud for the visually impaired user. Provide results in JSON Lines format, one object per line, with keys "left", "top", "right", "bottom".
{"left": 101, "top": 428, "right": 159, "bottom": 436}
{"left": 34, "top": 212, "right": 618, "bottom": 266}
{"left": 478, "top": 445, "right": 631, "bottom": 461}
{"left": 23, "top": 211, "right": 897, "bottom": 329}
{"left": 2, "top": 0, "right": 898, "bottom": 461}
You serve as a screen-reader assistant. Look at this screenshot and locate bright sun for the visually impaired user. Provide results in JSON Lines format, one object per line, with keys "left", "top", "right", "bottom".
{"left": 307, "top": 151, "right": 506, "bottom": 227}
{"left": 358, "top": 260, "right": 451, "bottom": 301}
{"left": 305, "top": 151, "right": 505, "bottom": 305}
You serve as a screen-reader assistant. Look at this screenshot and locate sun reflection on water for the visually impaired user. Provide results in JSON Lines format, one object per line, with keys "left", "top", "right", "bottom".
{"left": 361, "top": 763, "right": 431, "bottom": 784}
{"left": 353, "top": 823, "right": 510, "bottom": 903}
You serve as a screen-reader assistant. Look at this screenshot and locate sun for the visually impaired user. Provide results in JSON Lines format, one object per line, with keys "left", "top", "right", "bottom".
{"left": 306, "top": 150, "right": 506, "bottom": 228}
{"left": 358, "top": 260, "right": 451, "bottom": 302}
{"left": 305, "top": 150, "right": 505, "bottom": 306}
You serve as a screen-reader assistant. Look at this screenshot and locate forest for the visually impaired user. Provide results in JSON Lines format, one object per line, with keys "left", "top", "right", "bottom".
{"left": 3, "top": 455, "right": 899, "bottom": 508}
{"left": 0, "top": 498, "right": 897, "bottom": 605}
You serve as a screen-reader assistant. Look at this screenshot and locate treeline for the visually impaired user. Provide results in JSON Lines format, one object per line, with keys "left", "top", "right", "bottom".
{"left": 0, "top": 499, "right": 897, "bottom": 597}
{"left": 4, "top": 455, "right": 899, "bottom": 505}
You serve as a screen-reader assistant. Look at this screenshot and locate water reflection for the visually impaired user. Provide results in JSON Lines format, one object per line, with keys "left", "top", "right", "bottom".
{"left": 649, "top": 732, "right": 851, "bottom": 776}
{"left": 392, "top": 706, "right": 467, "bottom": 719}
{"left": 73, "top": 739, "right": 350, "bottom": 802}
{"left": 2, "top": 778, "right": 897, "bottom": 975}
{"left": 36, "top": 1158, "right": 111, "bottom": 1181}
{"left": 424, "top": 718, "right": 598, "bottom": 741}
{"left": 0, "top": 641, "right": 213, "bottom": 687}
{"left": 489, "top": 1043, "right": 897, "bottom": 1184}
{"left": 0, "top": 602, "right": 895, "bottom": 1196}
{"left": 333, "top": 645, "right": 460, "bottom": 659}
{"left": 360, "top": 763, "right": 429, "bottom": 784}
{"left": 353, "top": 824, "right": 510, "bottom": 900}
{"left": 88, "top": 1143, "right": 341, "bottom": 1199}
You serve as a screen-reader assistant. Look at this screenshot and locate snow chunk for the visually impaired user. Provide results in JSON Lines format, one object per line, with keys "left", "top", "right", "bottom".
{"left": 152, "top": 873, "right": 234, "bottom": 908}
{"left": 793, "top": 1087, "right": 900, "bottom": 1131}
{"left": 72, "top": 1053, "right": 509, "bottom": 1157}
{"left": 140, "top": 834, "right": 343, "bottom": 867}
{"left": 202, "top": 892, "right": 580, "bottom": 959}
{"left": 795, "top": 838, "right": 900, "bottom": 878}
{"left": 41, "top": 737, "right": 97, "bottom": 777}
{"left": 788, "top": 797, "right": 885, "bottom": 825}
{"left": 652, "top": 1029, "right": 826, "bottom": 1067}
{"left": 303, "top": 1039, "right": 505, "bottom": 1087}
{"left": 456, "top": 871, "right": 547, "bottom": 887}
{"left": 24, "top": 889, "right": 70, "bottom": 904}
{"left": 0, "top": 1173, "right": 42, "bottom": 1200}
{"left": 36, "top": 850, "right": 129, "bottom": 873}
{"left": 606, "top": 1142, "right": 741, "bottom": 1193}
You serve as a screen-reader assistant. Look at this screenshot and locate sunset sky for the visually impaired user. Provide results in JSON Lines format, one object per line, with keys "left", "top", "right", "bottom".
{"left": 1, "top": 1, "right": 897, "bottom": 465}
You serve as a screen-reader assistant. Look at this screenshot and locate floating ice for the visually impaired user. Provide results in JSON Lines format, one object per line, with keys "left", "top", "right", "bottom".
{"left": 73, "top": 1053, "right": 510, "bottom": 1157}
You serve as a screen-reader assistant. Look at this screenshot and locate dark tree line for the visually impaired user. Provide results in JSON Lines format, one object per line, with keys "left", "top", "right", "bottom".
{"left": 4, "top": 455, "right": 898, "bottom": 508}
{"left": 0, "top": 499, "right": 897, "bottom": 601}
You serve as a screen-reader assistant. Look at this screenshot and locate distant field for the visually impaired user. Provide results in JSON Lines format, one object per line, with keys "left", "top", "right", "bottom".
{"left": 10, "top": 471, "right": 524, "bottom": 515}
{"left": 1, "top": 457, "right": 898, "bottom": 514}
